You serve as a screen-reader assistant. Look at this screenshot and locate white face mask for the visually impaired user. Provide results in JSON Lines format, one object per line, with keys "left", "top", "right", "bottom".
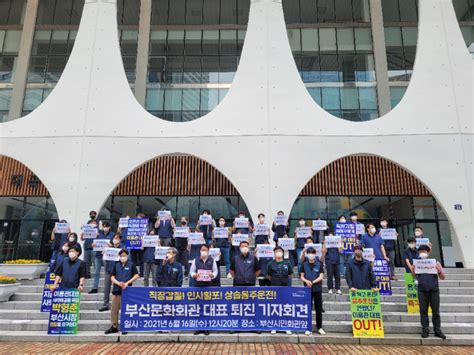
{"left": 240, "top": 247, "right": 249, "bottom": 254}
{"left": 200, "top": 251, "right": 208, "bottom": 258}
{"left": 62, "top": 246, "right": 68, "bottom": 253}
{"left": 299, "top": 221, "right": 305, "bottom": 227}
{"left": 369, "top": 227, "right": 376, "bottom": 234}
{"left": 68, "top": 237, "right": 75, "bottom": 243}
{"left": 340, "top": 218, "right": 346, "bottom": 223}
{"left": 120, "top": 256, "right": 128, "bottom": 263}
{"left": 419, "top": 253, "right": 429, "bottom": 259}
{"left": 408, "top": 243, "right": 416, "bottom": 249}
{"left": 219, "top": 221, "right": 225, "bottom": 227}
{"left": 103, "top": 228, "right": 110, "bottom": 233}
{"left": 381, "top": 222, "right": 387, "bottom": 228}
{"left": 351, "top": 216, "right": 357, "bottom": 222}
{"left": 68, "top": 252, "right": 77, "bottom": 259}
{"left": 415, "top": 231, "right": 422, "bottom": 237}
{"left": 307, "top": 254, "right": 316, "bottom": 261}
{"left": 113, "top": 240, "right": 120, "bottom": 246}
{"left": 275, "top": 251, "right": 283, "bottom": 258}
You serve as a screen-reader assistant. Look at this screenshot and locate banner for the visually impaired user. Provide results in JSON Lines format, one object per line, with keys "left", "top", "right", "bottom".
{"left": 103, "top": 248, "right": 121, "bottom": 261}
{"left": 254, "top": 224, "right": 269, "bottom": 235}
{"left": 404, "top": 272, "right": 420, "bottom": 314}
{"left": 55, "top": 223, "right": 69, "bottom": 234}
{"left": 278, "top": 238, "right": 295, "bottom": 251}
{"left": 47, "top": 289, "right": 80, "bottom": 335}
{"left": 304, "top": 243, "right": 322, "bottom": 257}
{"left": 325, "top": 235, "right": 342, "bottom": 249}
{"left": 256, "top": 245, "right": 274, "bottom": 258}
{"left": 335, "top": 222, "right": 356, "bottom": 254}
{"left": 82, "top": 225, "right": 98, "bottom": 239}
{"left": 312, "top": 220, "right": 327, "bottom": 231}
{"left": 142, "top": 235, "right": 159, "bottom": 248}
{"left": 379, "top": 228, "right": 397, "bottom": 240}
{"left": 199, "top": 215, "right": 212, "bottom": 225}
{"left": 154, "top": 247, "right": 169, "bottom": 260}
{"left": 356, "top": 223, "right": 365, "bottom": 235}
{"left": 273, "top": 215, "right": 288, "bottom": 226}
{"left": 362, "top": 248, "right": 375, "bottom": 262}
{"left": 373, "top": 259, "right": 392, "bottom": 296}
{"left": 126, "top": 218, "right": 149, "bottom": 250}
{"left": 413, "top": 259, "right": 437, "bottom": 274}
{"left": 295, "top": 227, "right": 312, "bottom": 239}
{"left": 234, "top": 218, "right": 249, "bottom": 229}
{"left": 40, "top": 271, "right": 56, "bottom": 312}
{"left": 174, "top": 227, "right": 189, "bottom": 239}
{"left": 119, "top": 217, "right": 129, "bottom": 228}
{"left": 350, "top": 289, "right": 384, "bottom": 338}
{"left": 93, "top": 239, "right": 109, "bottom": 252}
{"left": 232, "top": 234, "right": 249, "bottom": 246}
{"left": 120, "top": 286, "right": 312, "bottom": 332}
{"left": 214, "top": 227, "right": 229, "bottom": 239}
{"left": 188, "top": 233, "right": 205, "bottom": 245}
{"left": 209, "top": 248, "right": 221, "bottom": 261}
{"left": 415, "top": 238, "right": 430, "bottom": 248}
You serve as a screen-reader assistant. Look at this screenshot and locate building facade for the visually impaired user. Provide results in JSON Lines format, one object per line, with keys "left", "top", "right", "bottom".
{"left": 0, "top": 0, "right": 472, "bottom": 267}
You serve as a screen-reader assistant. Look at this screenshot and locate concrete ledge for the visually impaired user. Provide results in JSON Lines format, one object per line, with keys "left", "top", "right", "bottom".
{"left": 120, "top": 333, "right": 179, "bottom": 342}
{"left": 298, "top": 334, "right": 358, "bottom": 344}
{"left": 60, "top": 333, "right": 119, "bottom": 343}
{"left": 360, "top": 335, "right": 421, "bottom": 345}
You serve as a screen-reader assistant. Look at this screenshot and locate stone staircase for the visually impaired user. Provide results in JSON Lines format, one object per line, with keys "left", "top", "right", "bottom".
{"left": 0, "top": 267, "right": 473, "bottom": 345}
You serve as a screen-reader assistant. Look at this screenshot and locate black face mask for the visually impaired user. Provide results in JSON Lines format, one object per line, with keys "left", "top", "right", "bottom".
{"left": 90, "top": 215, "right": 96, "bottom": 220}
{"left": 181, "top": 221, "right": 187, "bottom": 226}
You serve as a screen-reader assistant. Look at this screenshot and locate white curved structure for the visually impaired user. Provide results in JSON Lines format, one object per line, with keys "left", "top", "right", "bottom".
{"left": 0, "top": 0, "right": 472, "bottom": 266}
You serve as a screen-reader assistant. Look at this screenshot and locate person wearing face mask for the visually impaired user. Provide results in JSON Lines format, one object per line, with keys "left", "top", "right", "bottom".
{"left": 174, "top": 217, "right": 190, "bottom": 277}
{"left": 349, "top": 212, "right": 362, "bottom": 242}
{"left": 337, "top": 215, "right": 351, "bottom": 277}
{"left": 271, "top": 210, "right": 289, "bottom": 243}
{"left": 81, "top": 216, "right": 98, "bottom": 279}
{"left": 213, "top": 217, "right": 232, "bottom": 278}
{"left": 402, "top": 237, "right": 418, "bottom": 273}
{"left": 99, "top": 234, "right": 124, "bottom": 312}
{"left": 323, "top": 231, "right": 342, "bottom": 295}
{"left": 300, "top": 247, "right": 326, "bottom": 336}
{"left": 230, "top": 241, "right": 261, "bottom": 286}
{"left": 345, "top": 245, "right": 377, "bottom": 291}
{"left": 196, "top": 209, "right": 216, "bottom": 245}
{"left": 361, "top": 224, "right": 390, "bottom": 262}
{"left": 267, "top": 246, "right": 294, "bottom": 335}
{"left": 53, "top": 242, "right": 71, "bottom": 273}
{"left": 52, "top": 245, "right": 86, "bottom": 292}
{"left": 89, "top": 222, "right": 114, "bottom": 294}
{"left": 378, "top": 217, "right": 398, "bottom": 280}
{"left": 66, "top": 232, "right": 82, "bottom": 256}
{"left": 50, "top": 219, "right": 70, "bottom": 267}
{"left": 255, "top": 239, "right": 273, "bottom": 286}
{"left": 105, "top": 249, "right": 140, "bottom": 335}
{"left": 414, "top": 226, "right": 433, "bottom": 250}
{"left": 415, "top": 245, "right": 446, "bottom": 339}
{"left": 142, "top": 229, "right": 159, "bottom": 288}
{"left": 233, "top": 211, "right": 253, "bottom": 235}
{"left": 254, "top": 213, "right": 271, "bottom": 246}
{"left": 295, "top": 218, "right": 312, "bottom": 270}
{"left": 154, "top": 208, "right": 176, "bottom": 247}
{"left": 157, "top": 247, "right": 184, "bottom": 287}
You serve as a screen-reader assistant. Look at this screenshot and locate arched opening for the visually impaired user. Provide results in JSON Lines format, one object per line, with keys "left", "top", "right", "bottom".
{"left": 289, "top": 155, "right": 456, "bottom": 267}
{"left": 452, "top": 0, "right": 474, "bottom": 51}
{"left": 0, "top": 155, "right": 59, "bottom": 262}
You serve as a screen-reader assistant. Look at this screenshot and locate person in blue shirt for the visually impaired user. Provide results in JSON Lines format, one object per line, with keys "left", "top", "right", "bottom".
{"left": 300, "top": 247, "right": 326, "bottom": 336}
{"left": 99, "top": 233, "right": 124, "bottom": 312}
{"left": 337, "top": 215, "right": 351, "bottom": 276}
{"left": 174, "top": 217, "right": 190, "bottom": 277}
{"left": 323, "top": 232, "right": 342, "bottom": 295}
{"left": 154, "top": 208, "right": 176, "bottom": 247}
{"left": 254, "top": 213, "right": 271, "bottom": 245}
{"left": 52, "top": 245, "right": 86, "bottom": 292}
{"left": 66, "top": 232, "right": 82, "bottom": 256}
{"left": 378, "top": 217, "right": 398, "bottom": 279}
{"left": 157, "top": 247, "right": 183, "bottom": 287}
{"left": 345, "top": 245, "right": 377, "bottom": 291}
{"left": 361, "top": 223, "right": 389, "bottom": 262}
{"left": 294, "top": 218, "right": 312, "bottom": 270}
{"left": 255, "top": 239, "right": 272, "bottom": 286}
{"left": 53, "top": 241, "right": 71, "bottom": 273}
{"left": 402, "top": 237, "right": 418, "bottom": 273}
{"left": 89, "top": 222, "right": 114, "bottom": 294}
{"left": 80, "top": 216, "right": 99, "bottom": 278}
{"left": 196, "top": 209, "right": 215, "bottom": 245}
{"left": 50, "top": 219, "right": 70, "bottom": 266}
{"left": 271, "top": 210, "right": 289, "bottom": 243}
{"left": 105, "top": 249, "right": 140, "bottom": 335}
{"left": 142, "top": 230, "right": 159, "bottom": 287}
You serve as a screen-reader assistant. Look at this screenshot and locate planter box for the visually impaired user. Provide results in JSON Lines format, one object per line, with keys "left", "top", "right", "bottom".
{"left": 0, "top": 263, "right": 49, "bottom": 280}
{"left": 0, "top": 283, "right": 21, "bottom": 302}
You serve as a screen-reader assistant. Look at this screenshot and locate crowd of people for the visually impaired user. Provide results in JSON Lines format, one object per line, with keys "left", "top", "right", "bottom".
{"left": 49, "top": 209, "right": 446, "bottom": 339}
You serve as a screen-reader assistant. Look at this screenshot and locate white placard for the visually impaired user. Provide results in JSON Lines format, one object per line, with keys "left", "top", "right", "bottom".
{"left": 363, "top": 248, "right": 375, "bottom": 262}
{"left": 55, "top": 222, "right": 69, "bottom": 234}
{"left": 256, "top": 244, "right": 274, "bottom": 258}
{"left": 214, "top": 227, "right": 229, "bottom": 239}
{"left": 93, "top": 239, "right": 109, "bottom": 252}
{"left": 103, "top": 248, "right": 121, "bottom": 261}
{"left": 118, "top": 217, "right": 129, "bottom": 228}
{"left": 296, "top": 227, "right": 312, "bottom": 239}
{"left": 142, "top": 235, "right": 159, "bottom": 248}
{"left": 305, "top": 243, "right": 322, "bottom": 257}
{"left": 278, "top": 238, "right": 295, "bottom": 250}
{"left": 325, "top": 235, "right": 342, "bottom": 248}
{"left": 234, "top": 217, "right": 249, "bottom": 229}
{"left": 188, "top": 232, "right": 205, "bottom": 245}
{"left": 232, "top": 234, "right": 249, "bottom": 246}
{"left": 196, "top": 269, "right": 213, "bottom": 282}
{"left": 416, "top": 238, "right": 430, "bottom": 248}
{"left": 356, "top": 223, "right": 365, "bottom": 235}
{"left": 414, "top": 259, "right": 438, "bottom": 274}
{"left": 312, "top": 220, "right": 327, "bottom": 231}
{"left": 158, "top": 210, "right": 171, "bottom": 221}
{"left": 174, "top": 227, "right": 190, "bottom": 238}
{"left": 274, "top": 215, "right": 288, "bottom": 226}
{"left": 209, "top": 248, "right": 221, "bottom": 261}
{"left": 154, "top": 246, "right": 169, "bottom": 260}
{"left": 82, "top": 226, "right": 98, "bottom": 239}
{"left": 254, "top": 224, "right": 269, "bottom": 235}
{"left": 199, "top": 215, "right": 212, "bottom": 225}
{"left": 379, "top": 228, "right": 397, "bottom": 240}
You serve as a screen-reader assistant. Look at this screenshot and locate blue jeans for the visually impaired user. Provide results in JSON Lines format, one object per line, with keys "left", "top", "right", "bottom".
{"left": 83, "top": 249, "right": 94, "bottom": 277}
{"left": 93, "top": 256, "right": 103, "bottom": 289}
{"left": 339, "top": 253, "right": 351, "bottom": 276}
{"left": 219, "top": 246, "right": 231, "bottom": 274}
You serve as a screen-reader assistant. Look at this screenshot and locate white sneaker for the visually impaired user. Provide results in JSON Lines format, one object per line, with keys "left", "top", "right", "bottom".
{"left": 271, "top": 330, "right": 276, "bottom": 334}
{"left": 317, "top": 328, "right": 326, "bottom": 335}
{"left": 305, "top": 331, "right": 312, "bottom": 336}
{"left": 336, "top": 289, "right": 342, "bottom": 295}
{"left": 286, "top": 331, "right": 292, "bottom": 335}
{"left": 328, "top": 289, "right": 333, "bottom": 294}
{"left": 227, "top": 273, "right": 232, "bottom": 279}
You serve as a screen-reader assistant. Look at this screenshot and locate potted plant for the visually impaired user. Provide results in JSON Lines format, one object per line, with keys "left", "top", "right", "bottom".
{"left": 0, "top": 276, "right": 21, "bottom": 302}
{"left": 0, "top": 259, "right": 49, "bottom": 280}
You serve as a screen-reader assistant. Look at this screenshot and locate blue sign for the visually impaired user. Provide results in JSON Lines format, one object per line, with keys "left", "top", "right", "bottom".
{"left": 120, "top": 287, "right": 312, "bottom": 332}
{"left": 47, "top": 288, "right": 81, "bottom": 334}
{"left": 373, "top": 259, "right": 392, "bottom": 296}
{"left": 335, "top": 222, "right": 356, "bottom": 254}
{"left": 40, "top": 271, "right": 56, "bottom": 312}
{"left": 126, "top": 218, "right": 149, "bottom": 249}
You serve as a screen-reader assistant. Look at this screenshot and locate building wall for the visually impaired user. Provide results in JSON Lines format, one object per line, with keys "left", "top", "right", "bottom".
{"left": 0, "top": 0, "right": 472, "bottom": 266}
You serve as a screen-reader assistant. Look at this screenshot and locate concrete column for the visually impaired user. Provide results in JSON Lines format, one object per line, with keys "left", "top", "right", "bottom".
{"left": 8, "top": 0, "right": 39, "bottom": 120}
{"left": 369, "top": 0, "right": 391, "bottom": 116}
{"left": 134, "top": 0, "right": 152, "bottom": 106}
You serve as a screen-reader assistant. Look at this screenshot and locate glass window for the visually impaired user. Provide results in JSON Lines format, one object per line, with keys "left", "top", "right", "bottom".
{"left": 322, "top": 88, "right": 341, "bottom": 110}
{"left": 359, "top": 87, "right": 377, "bottom": 109}
{"left": 176, "top": 197, "right": 200, "bottom": 226}
{"left": 349, "top": 196, "right": 390, "bottom": 219}
{"left": 290, "top": 197, "right": 328, "bottom": 220}
{"left": 199, "top": 196, "right": 239, "bottom": 220}
{"left": 389, "top": 86, "right": 406, "bottom": 108}
{"left": 413, "top": 196, "right": 436, "bottom": 219}
{"left": 0, "top": 0, "right": 25, "bottom": 25}
{"left": 341, "top": 87, "right": 359, "bottom": 109}
{"left": 110, "top": 196, "right": 138, "bottom": 218}
{"left": 391, "top": 196, "right": 413, "bottom": 219}
{"left": 0, "top": 89, "right": 12, "bottom": 121}
{"left": 0, "top": 197, "right": 25, "bottom": 219}
{"left": 327, "top": 196, "right": 351, "bottom": 221}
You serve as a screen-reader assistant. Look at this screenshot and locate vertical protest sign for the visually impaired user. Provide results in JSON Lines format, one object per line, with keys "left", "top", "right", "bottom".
{"left": 335, "top": 222, "right": 356, "bottom": 254}
{"left": 373, "top": 259, "right": 392, "bottom": 295}
{"left": 40, "top": 271, "right": 56, "bottom": 312}
{"left": 126, "top": 218, "right": 148, "bottom": 249}
{"left": 48, "top": 289, "right": 81, "bottom": 334}
{"left": 350, "top": 289, "right": 384, "bottom": 338}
